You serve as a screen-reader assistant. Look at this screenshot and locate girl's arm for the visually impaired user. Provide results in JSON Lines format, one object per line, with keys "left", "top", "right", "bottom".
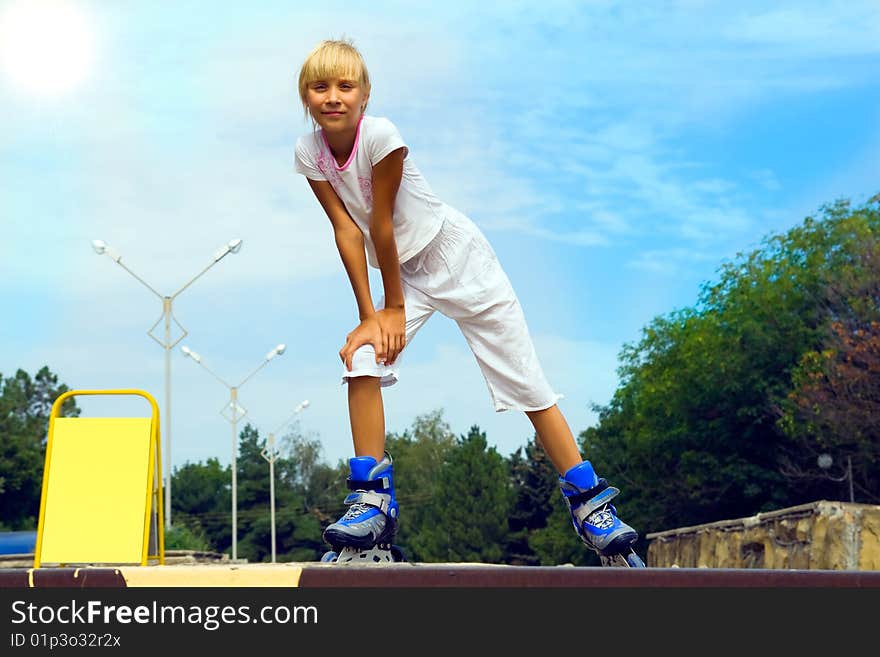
{"left": 306, "top": 179, "right": 386, "bottom": 370}
{"left": 368, "top": 147, "right": 407, "bottom": 365}
{"left": 306, "top": 178, "right": 375, "bottom": 320}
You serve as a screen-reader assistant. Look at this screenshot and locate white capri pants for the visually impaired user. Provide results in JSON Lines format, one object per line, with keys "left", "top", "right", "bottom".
{"left": 342, "top": 207, "right": 562, "bottom": 413}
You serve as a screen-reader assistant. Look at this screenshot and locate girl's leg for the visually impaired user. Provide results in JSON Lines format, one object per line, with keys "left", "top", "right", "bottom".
{"left": 525, "top": 404, "right": 582, "bottom": 475}
{"left": 528, "top": 404, "right": 640, "bottom": 561}
{"left": 341, "top": 285, "right": 435, "bottom": 462}
{"left": 325, "top": 286, "right": 432, "bottom": 556}
{"left": 347, "top": 375, "right": 386, "bottom": 461}
{"left": 323, "top": 374, "right": 399, "bottom": 553}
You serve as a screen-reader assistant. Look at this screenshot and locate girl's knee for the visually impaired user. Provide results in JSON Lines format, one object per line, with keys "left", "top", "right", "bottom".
{"left": 350, "top": 343, "right": 381, "bottom": 369}
{"left": 340, "top": 343, "right": 399, "bottom": 387}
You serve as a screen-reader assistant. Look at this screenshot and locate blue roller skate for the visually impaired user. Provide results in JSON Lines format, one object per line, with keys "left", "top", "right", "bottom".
{"left": 321, "top": 452, "right": 406, "bottom": 564}
{"left": 560, "top": 461, "right": 646, "bottom": 568}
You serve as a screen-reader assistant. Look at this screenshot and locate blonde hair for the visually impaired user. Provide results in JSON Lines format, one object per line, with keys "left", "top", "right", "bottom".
{"left": 298, "top": 39, "right": 371, "bottom": 118}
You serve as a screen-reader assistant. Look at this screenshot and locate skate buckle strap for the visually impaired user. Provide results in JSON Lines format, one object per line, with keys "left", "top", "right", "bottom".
{"left": 343, "top": 490, "right": 391, "bottom": 514}
{"left": 346, "top": 476, "right": 391, "bottom": 492}
{"left": 567, "top": 486, "right": 620, "bottom": 524}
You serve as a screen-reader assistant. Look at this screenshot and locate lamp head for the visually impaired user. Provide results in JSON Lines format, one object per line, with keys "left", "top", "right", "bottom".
{"left": 180, "top": 345, "right": 201, "bottom": 363}
{"left": 213, "top": 238, "right": 243, "bottom": 262}
{"left": 91, "top": 239, "right": 121, "bottom": 262}
{"left": 266, "top": 343, "right": 286, "bottom": 360}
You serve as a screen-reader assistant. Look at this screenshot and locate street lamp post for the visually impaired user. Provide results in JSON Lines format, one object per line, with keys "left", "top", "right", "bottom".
{"left": 817, "top": 453, "right": 855, "bottom": 503}
{"left": 92, "top": 238, "right": 243, "bottom": 530}
{"left": 261, "top": 399, "right": 310, "bottom": 563}
{"left": 181, "top": 343, "right": 286, "bottom": 561}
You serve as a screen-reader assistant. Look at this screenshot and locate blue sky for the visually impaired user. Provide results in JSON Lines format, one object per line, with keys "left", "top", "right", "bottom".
{"left": 2, "top": 1, "right": 879, "bottom": 476}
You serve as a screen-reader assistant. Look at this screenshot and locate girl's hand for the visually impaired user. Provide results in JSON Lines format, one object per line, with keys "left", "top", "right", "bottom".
{"left": 339, "top": 316, "right": 382, "bottom": 372}
{"left": 375, "top": 307, "right": 406, "bottom": 365}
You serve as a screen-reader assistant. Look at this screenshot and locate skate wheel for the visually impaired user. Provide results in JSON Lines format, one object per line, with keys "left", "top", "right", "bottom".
{"left": 599, "top": 551, "right": 645, "bottom": 568}
{"left": 600, "top": 554, "right": 624, "bottom": 567}
{"left": 320, "top": 550, "right": 338, "bottom": 563}
{"left": 625, "top": 552, "right": 646, "bottom": 568}
{"left": 390, "top": 545, "right": 407, "bottom": 562}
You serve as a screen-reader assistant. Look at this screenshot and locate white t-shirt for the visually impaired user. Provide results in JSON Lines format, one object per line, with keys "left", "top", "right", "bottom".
{"left": 294, "top": 115, "right": 446, "bottom": 268}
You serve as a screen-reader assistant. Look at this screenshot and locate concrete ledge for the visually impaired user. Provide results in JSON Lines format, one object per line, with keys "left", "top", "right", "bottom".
{"left": 2, "top": 563, "right": 880, "bottom": 588}
{"left": 647, "top": 500, "right": 880, "bottom": 569}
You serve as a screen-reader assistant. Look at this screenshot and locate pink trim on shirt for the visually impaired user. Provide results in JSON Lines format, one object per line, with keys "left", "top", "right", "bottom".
{"left": 321, "top": 114, "right": 364, "bottom": 172}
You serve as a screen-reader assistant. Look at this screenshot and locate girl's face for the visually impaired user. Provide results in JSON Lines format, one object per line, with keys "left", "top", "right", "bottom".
{"left": 305, "top": 77, "right": 368, "bottom": 134}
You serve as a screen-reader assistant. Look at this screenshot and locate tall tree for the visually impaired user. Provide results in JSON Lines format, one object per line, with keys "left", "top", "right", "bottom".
{"left": 235, "top": 424, "right": 328, "bottom": 562}
{"left": 781, "top": 230, "right": 880, "bottom": 503}
{"left": 275, "top": 429, "right": 346, "bottom": 559}
{"left": 278, "top": 430, "right": 347, "bottom": 526}
{"left": 384, "top": 409, "right": 457, "bottom": 561}
{"left": 505, "top": 435, "right": 559, "bottom": 565}
{"left": 582, "top": 198, "right": 880, "bottom": 538}
{"left": 416, "top": 426, "right": 513, "bottom": 563}
{"left": 235, "top": 424, "right": 271, "bottom": 562}
{"left": 0, "top": 367, "right": 79, "bottom": 529}
{"left": 171, "top": 457, "right": 230, "bottom": 553}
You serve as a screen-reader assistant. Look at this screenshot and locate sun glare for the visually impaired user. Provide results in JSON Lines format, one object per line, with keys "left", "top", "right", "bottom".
{"left": 0, "top": 0, "right": 95, "bottom": 97}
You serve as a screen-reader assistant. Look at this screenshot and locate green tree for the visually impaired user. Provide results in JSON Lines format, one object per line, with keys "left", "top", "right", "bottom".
{"left": 505, "top": 435, "right": 559, "bottom": 565}
{"left": 416, "top": 426, "right": 513, "bottom": 563}
{"left": 275, "top": 429, "right": 345, "bottom": 560}
{"left": 384, "top": 409, "right": 457, "bottom": 561}
{"left": 582, "top": 197, "right": 880, "bottom": 540}
{"left": 279, "top": 430, "right": 348, "bottom": 528}
{"left": 171, "top": 457, "right": 230, "bottom": 554}
{"left": 0, "top": 367, "right": 79, "bottom": 529}
{"left": 234, "top": 423, "right": 271, "bottom": 562}
{"left": 235, "top": 423, "right": 327, "bottom": 562}
{"left": 780, "top": 229, "right": 880, "bottom": 502}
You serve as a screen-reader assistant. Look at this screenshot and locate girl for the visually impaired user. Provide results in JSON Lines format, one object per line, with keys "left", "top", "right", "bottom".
{"left": 293, "top": 39, "right": 643, "bottom": 566}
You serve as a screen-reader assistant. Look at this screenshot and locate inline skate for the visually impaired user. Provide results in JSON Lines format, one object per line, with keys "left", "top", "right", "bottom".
{"left": 321, "top": 452, "right": 406, "bottom": 564}
{"left": 559, "top": 460, "right": 646, "bottom": 568}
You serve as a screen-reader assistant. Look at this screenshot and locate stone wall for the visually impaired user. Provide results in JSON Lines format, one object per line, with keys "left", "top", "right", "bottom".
{"left": 646, "top": 500, "right": 880, "bottom": 570}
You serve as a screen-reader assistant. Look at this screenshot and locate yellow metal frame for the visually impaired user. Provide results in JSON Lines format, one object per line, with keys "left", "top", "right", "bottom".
{"left": 34, "top": 389, "right": 165, "bottom": 567}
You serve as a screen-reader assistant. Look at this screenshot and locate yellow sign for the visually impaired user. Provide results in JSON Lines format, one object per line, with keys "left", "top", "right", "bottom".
{"left": 34, "top": 390, "right": 165, "bottom": 567}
